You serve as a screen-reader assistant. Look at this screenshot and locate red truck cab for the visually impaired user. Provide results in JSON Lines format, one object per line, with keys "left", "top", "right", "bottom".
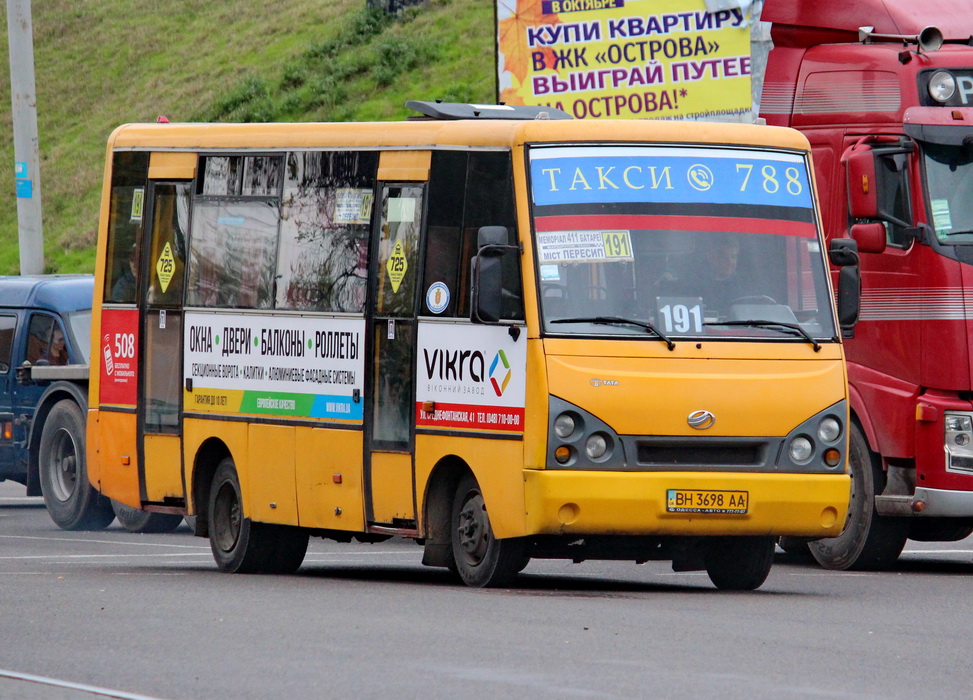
{"left": 762, "top": 0, "right": 973, "bottom": 568}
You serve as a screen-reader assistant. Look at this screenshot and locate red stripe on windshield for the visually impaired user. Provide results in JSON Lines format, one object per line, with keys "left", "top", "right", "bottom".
{"left": 533, "top": 214, "right": 817, "bottom": 238}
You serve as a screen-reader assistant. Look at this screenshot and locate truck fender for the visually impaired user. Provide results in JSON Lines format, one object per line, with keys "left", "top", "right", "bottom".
{"left": 25, "top": 380, "right": 89, "bottom": 496}
{"left": 847, "top": 381, "right": 880, "bottom": 456}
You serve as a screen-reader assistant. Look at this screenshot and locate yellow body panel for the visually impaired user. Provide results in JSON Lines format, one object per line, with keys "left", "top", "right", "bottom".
{"left": 295, "top": 428, "right": 365, "bottom": 530}
{"left": 142, "top": 434, "right": 184, "bottom": 502}
{"left": 524, "top": 470, "right": 849, "bottom": 538}
{"left": 546, "top": 342, "right": 845, "bottom": 437}
{"left": 369, "top": 452, "right": 414, "bottom": 523}
{"left": 86, "top": 408, "right": 140, "bottom": 507}
{"left": 248, "top": 424, "right": 298, "bottom": 525}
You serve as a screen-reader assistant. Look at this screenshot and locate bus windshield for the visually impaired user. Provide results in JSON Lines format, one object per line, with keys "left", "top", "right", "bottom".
{"left": 530, "top": 145, "right": 837, "bottom": 342}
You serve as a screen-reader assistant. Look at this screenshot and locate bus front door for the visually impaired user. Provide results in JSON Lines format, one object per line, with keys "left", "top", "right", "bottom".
{"left": 138, "top": 181, "right": 190, "bottom": 507}
{"left": 365, "top": 184, "right": 424, "bottom": 529}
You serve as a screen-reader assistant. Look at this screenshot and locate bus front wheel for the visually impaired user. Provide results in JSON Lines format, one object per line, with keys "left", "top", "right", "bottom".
{"left": 208, "top": 457, "right": 308, "bottom": 574}
{"left": 450, "top": 474, "right": 526, "bottom": 588}
{"left": 704, "top": 536, "right": 775, "bottom": 591}
{"left": 39, "top": 400, "right": 114, "bottom": 531}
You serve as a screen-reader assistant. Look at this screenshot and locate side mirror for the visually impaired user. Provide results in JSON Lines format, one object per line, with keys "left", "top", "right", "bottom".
{"left": 850, "top": 222, "right": 887, "bottom": 254}
{"left": 471, "top": 226, "right": 510, "bottom": 324}
{"left": 844, "top": 146, "right": 879, "bottom": 219}
{"left": 836, "top": 266, "right": 861, "bottom": 338}
{"left": 828, "top": 239, "right": 861, "bottom": 337}
{"left": 828, "top": 238, "right": 860, "bottom": 267}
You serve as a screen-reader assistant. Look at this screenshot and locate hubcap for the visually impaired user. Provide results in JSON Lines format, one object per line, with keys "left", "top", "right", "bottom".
{"left": 212, "top": 481, "right": 242, "bottom": 553}
{"left": 49, "top": 428, "right": 78, "bottom": 502}
{"left": 457, "top": 491, "right": 490, "bottom": 565}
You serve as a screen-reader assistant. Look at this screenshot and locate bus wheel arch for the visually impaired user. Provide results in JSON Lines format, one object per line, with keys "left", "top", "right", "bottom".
{"left": 420, "top": 456, "right": 468, "bottom": 571}
{"left": 191, "top": 438, "right": 231, "bottom": 539}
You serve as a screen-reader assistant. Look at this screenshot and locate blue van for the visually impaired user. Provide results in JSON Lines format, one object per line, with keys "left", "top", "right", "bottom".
{"left": 0, "top": 275, "right": 182, "bottom": 532}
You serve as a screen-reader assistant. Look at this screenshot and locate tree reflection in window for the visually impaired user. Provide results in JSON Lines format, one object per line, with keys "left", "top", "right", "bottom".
{"left": 276, "top": 151, "right": 378, "bottom": 313}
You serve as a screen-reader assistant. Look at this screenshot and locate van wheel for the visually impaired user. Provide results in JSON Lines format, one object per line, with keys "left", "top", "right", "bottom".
{"left": 39, "top": 400, "right": 114, "bottom": 531}
{"left": 808, "top": 423, "right": 909, "bottom": 570}
{"left": 111, "top": 499, "right": 184, "bottom": 533}
{"left": 208, "top": 457, "right": 307, "bottom": 573}
{"left": 705, "top": 536, "right": 775, "bottom": 591}
{"left": 450, "top": 474, "right": 526, "bottom": 588}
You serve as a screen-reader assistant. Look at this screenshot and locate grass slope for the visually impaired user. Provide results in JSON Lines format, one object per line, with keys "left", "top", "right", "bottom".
{"left": 0, "top": 0, "right": 495, "bottom": 274}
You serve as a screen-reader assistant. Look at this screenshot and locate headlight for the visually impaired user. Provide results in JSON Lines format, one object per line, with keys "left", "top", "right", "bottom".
{"left": 929, "top": 71, "right": 956, "bottom": 103}
{"left": 789, "top": 436, "right": 814, "bottom": 464}
{"left": 945, "top": 414, "right": 973, "bottom": 432}
{"left": 585, "top": 433, "right": 610, "bottom": 460}
{"left": 817, "top": 417, "right": 841, "bottom": 443}
{"left": 554, "top": 413, "right": 576, "bottom": 439}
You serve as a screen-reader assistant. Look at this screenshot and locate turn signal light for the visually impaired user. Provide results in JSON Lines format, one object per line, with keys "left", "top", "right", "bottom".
{"left": 823, "top": 448, "right": 842, "bottom": 467}
{"left": 2, "top": 421, "right": 11, "bottom": 440}
{"left": 554, "top": 446, "right": 572, "bottom": 464}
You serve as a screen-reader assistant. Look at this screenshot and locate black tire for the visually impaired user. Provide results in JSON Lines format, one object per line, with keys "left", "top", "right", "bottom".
{"left": 39, "top": 400, "right": 114, "bottom": 531}
{"left": 450, "top": 474, "right": 526, "bottom": 588}
{"left": 705, "top": 536, "right": 775, "bottom": 591}
{"left": 808, "top": 422, "right": 909, "bottom": 570}
{"left": 207, "top": 457, "right": 307, "bottom": 574}
{"left": 111, "top": 499, "right": 184, "bottom": 534}
{"left": 777, "top": 536, "right": 814, "bottom": 560}
{"left": 908, "top": 518, "right": 973, "bottom": 542}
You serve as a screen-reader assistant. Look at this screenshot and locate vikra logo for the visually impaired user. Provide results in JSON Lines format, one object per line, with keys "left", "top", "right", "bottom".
{"left": 422, "top": 347, "right": 514, "bottom": 397}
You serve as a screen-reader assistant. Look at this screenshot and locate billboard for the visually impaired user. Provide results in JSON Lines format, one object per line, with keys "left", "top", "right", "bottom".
{"left": 496, "top": 0, "right": 764, "bottom": 121}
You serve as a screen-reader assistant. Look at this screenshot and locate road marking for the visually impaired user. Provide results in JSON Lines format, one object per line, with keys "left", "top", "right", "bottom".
{"left": 0, "top": 667, "right": 167, "bottom": 700}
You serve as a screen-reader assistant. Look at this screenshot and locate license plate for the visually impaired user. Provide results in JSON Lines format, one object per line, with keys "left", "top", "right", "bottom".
{"left": 666, "top": 489, "right": 749, "bottom": 514}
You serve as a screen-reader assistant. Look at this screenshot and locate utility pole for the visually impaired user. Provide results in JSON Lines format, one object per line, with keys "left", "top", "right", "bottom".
{"left": 6, "top": 0, "right": 44, "bottom": 274}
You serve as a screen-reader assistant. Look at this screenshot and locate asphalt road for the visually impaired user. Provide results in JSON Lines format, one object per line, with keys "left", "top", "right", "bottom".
{"left": 3, "top": 480, "right": 973, "bottom": 700}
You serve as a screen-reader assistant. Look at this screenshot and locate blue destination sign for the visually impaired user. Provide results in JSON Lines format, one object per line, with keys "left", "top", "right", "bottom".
{"left": 530, "top": 146, "right": 813, "bottom": 209}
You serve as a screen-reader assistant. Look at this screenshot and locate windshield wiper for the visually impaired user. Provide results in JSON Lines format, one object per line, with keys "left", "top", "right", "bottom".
{"left": 706, "top": 320, "right": 821, "bottom": 352}
{"left": 551, "top": 316, "right": 675, "bottom": 350}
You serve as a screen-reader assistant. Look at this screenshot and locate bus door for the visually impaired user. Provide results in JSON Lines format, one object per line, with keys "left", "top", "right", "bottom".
{"left": 365, "top": 183, "right": 425, "bottom": 528}
{"left": 138, "top": 179, "right": 191, "bottom": 506}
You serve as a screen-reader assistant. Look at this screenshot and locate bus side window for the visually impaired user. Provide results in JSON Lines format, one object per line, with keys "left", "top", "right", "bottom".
{"left": 104, "top": 151, "right": 149, "bottom": 304}
{"left": 276, "top": 151, "right": 378, "bottom": 312}
{"left": 423, "top": 150, "right": 521, "bottom": 320}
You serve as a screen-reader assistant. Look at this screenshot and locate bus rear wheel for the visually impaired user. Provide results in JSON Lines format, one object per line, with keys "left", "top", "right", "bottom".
{"left": 39, "top": 400, "right": 114, "bottom": 531}
{"left": 208, "top": 457, "right": 308, "bottom": 574}
{"left": 704, "top": 536, "right": 775, "bottom": 590}
{"left": 450, "top": 474, "right": 526, "bottom": 588}
{"left": 111, "top": 500, "right": 184, "bottom": 534}
{"left": 808, "top": 423, "right": 909, "bottom": 570}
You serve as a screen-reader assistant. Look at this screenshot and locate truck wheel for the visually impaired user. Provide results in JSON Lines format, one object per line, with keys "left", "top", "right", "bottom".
{"left": 111, "top": 499, "right": 183, "bottom": 534}
{"left": 208, "top": 457, "right": 306, "bottom": 573}
{"left": 450, "top": 473, "right": 526, "bottom": 588}
{"left": 39, "top": 400, "right": 114, "bottom": 531}
{"left": 808, "top": 423, "right": 909, "bottom": 570}
{"left": 908, "top": 518, "right": 973, "bottom": 542}
{"left": 705, "top": 536, "right": 775, "bottom": 590}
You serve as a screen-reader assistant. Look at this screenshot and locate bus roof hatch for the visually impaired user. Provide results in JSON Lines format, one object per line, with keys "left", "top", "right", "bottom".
{"left": 405, "top": 100, "right": 573, "bottom": 121}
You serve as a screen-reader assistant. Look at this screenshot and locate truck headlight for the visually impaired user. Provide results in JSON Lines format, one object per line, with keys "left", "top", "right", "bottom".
{"left": 929, "top": 71, "right": 957, "bottom": 103}
{"left": 945, "top": 412, "right": 973, "bottom": 472}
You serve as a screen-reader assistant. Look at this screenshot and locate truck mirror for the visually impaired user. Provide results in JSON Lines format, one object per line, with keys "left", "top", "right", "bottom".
{"left": 471, "top": 227, "right": 510, "bottom": 324}
{"left": 844, "top": 147, "right": 879, "bottom": 219}
{"left": 850, "top": 222, "right": 887, "bottom": 254}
